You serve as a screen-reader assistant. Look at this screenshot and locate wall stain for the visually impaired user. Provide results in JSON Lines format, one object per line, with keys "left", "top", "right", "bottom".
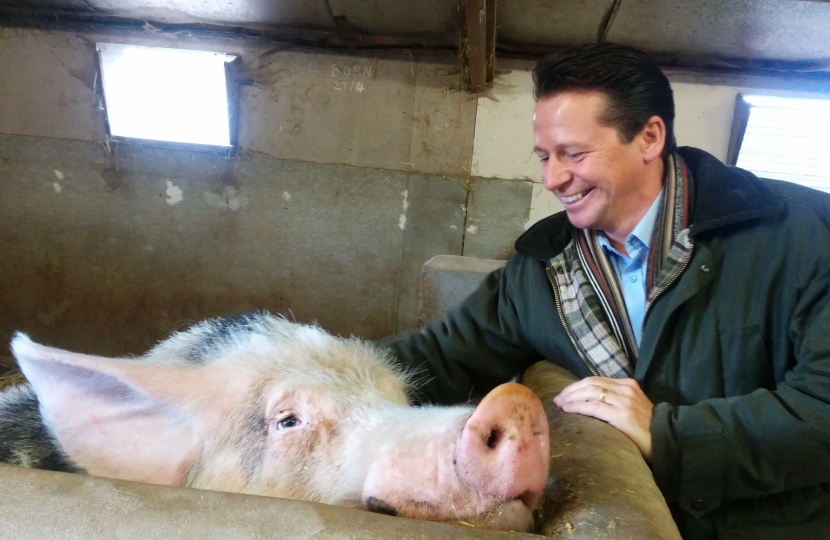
{"left": 100, "top": 167, "right": 126, "bottom": 193}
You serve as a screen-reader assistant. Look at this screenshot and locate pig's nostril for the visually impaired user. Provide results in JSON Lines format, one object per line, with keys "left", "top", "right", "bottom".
{"left": 485, "top": 428, "right": 501, "bottom": 449}
{"left": 365, "top": 497, "right": 398, "bottom": 517}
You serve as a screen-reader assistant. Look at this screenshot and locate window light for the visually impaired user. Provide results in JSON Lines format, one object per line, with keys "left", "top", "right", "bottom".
{"left": 731, "top": 94, "right": 830, "bottom": 192}
{"left": 97, "top": 43, "right": 235, "bottom": 147}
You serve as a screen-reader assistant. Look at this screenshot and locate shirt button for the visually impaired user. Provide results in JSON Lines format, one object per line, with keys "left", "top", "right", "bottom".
{"left": 691, "top": 499, "right": 706, "bottom": 512}
{"left": 701, "top": 265, "right": 710, "bottom": 273}
{"left": 629, "top": 275, "right": 638, "bottom": 283}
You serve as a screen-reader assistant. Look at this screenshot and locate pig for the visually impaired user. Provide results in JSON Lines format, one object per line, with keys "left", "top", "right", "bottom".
{"left": 0, "top": 313, "right": 550, "bottom": 532}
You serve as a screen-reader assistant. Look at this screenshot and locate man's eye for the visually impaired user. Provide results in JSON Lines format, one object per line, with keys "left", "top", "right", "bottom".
{"left": 275, "top": 415, "right": 300, "bottom": 430}
{"left": 565, "top": 152, "right": 586, "bottom": 160}
{"left": 538, "top": 156, "right": 549, "bottom": 163}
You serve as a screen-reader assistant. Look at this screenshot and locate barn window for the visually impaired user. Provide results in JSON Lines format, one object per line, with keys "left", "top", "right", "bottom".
{"left": 97, "top": 43, "right": 236, "bottom": 147}
{"left": 728, "top": 94, "right": 830, "bottom": 192}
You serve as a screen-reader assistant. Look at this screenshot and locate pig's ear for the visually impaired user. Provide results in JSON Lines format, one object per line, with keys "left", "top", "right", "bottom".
{"left": 11, "top": 333, "right": 204, "bottom": 486}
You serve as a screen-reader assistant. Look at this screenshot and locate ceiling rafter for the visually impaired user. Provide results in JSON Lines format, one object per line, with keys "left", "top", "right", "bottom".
{"left": 459, "top": 0, "right": 496, "bottom": 93}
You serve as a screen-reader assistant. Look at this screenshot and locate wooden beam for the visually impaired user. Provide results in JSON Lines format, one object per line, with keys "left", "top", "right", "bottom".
{"left": 485, "top": 0, "right": 496, "bottom": 82}
{"left": 459, "top": 0, "right": 497, "bottom": 92}
{"left": 464, "top": 0, "right": 488, "bottom": 93}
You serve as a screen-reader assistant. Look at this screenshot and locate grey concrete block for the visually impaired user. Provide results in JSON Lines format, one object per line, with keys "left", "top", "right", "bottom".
{"left": 236, "top": 49, "right": 417, "bottom": 172}
{"left": 417, "top": 255, "right": 506, "bottom": 325}
{"left": 463, "top": 177, "right": 532, "bottom": 260}
{"left": 0, "top": 28, "right": 105, "bottom": 142}
{"left": 0, "top": 134, "right": 416, "bottom": 358}
{"left": 410, "top": 59, "right": 477, "bottom": 176}
{"left": 395, "top": 175, "right": 467, "bottom": 333}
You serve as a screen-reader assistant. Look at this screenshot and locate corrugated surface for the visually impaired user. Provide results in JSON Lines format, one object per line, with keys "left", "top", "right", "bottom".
{"left": 0, "top": 0, "right": 337, "bottom": 28}
{"left": 327, "top": 0, "right": 457, "bottom": 35}
{"left": 497, "top": 0, "right": 609, "bottom": 46}
{"left": 5, "top": 0, "right": 830, "bottom": 63}
{"left": 608, "top": 0, "right": 830, "bottom": 60}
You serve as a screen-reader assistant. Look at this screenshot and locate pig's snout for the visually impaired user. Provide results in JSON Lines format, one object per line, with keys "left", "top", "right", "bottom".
{"left": 456, "top": 383, "right": 550, "bottom": 507}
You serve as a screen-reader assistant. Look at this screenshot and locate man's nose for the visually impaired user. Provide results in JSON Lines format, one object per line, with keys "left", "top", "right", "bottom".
{"left": 542, "top": 159, "right": 571, "bottom": 192}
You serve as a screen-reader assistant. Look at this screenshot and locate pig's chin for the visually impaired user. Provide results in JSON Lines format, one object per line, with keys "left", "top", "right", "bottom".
{"left": 454, "top": 499, "right": 535, "bottom": 533}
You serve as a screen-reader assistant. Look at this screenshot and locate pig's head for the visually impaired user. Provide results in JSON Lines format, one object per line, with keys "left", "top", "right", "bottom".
{"left": 10, "top": 313, "right": 549, "bottom": 532}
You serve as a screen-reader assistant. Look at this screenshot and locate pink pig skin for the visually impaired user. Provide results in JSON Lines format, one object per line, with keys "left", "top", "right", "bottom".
{"left": 8, "top": 316, "right": 550, "bottom": 533}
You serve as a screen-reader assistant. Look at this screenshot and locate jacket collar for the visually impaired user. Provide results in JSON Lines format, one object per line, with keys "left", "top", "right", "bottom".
{"left": 515, "top": 147, "right": 785, "bottom": 262}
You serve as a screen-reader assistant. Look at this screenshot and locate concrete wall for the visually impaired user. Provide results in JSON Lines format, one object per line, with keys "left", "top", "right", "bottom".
{"left": 0, "top": 26, "right": 532, "bottom": 356}
{"left": 2, "top": 24, "right": 828, "bottom": 358}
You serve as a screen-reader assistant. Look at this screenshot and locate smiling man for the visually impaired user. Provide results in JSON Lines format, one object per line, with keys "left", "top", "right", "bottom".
{"left": 379, "top": 43, "right": 830, "bottom": 539}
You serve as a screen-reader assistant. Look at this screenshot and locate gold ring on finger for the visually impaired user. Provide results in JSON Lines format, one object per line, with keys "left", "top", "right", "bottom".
{"left": 599, "top": 388, "right": 607, "bottom": 403}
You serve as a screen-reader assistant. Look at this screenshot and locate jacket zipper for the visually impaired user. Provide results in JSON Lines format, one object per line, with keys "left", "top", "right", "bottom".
{"left": 546, "top": 265, "right": 600, "bottom": 377}
{"left": 642, "top": 244, "right": 695, "bottom": 337}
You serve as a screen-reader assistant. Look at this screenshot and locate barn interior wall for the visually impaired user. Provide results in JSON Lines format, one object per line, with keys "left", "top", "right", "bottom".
{"left": 0, "top": 26, "right": 531, "bottom": 359}
{"left": 2, "top": 24, "right": 827, "bottom": 362}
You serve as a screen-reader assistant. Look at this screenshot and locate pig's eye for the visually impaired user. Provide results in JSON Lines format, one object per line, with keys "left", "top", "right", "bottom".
{"left": 275, "top": 415, "right": 300, "bottom": 430}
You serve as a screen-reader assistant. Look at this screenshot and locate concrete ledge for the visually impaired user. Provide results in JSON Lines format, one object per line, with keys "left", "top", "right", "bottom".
{"left": 0, "top": 464, "right": 539, "bottom": 540}
{"left": 0, "top": 362, "right": 679, "bottom": 540}
{"left": 522, "top": 362, "right": 681, "bottom": 539}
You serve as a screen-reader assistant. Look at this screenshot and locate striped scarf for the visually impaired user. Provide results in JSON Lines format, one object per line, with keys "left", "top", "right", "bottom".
{"left": 548, "top": 153, "right": 694, "bottom": 378}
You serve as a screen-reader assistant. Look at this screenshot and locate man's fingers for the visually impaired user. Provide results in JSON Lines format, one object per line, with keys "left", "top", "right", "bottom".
{"left": 559, "top": 398, "right": 617, "bottom": 422}
{"left": 553, "top": 377, "right": 655, "bottom": 463}
{"left": 555, "top": 383, "right": 613, "bottom": 406}
{"left": 554, "top": 377, "right": 613, "bottom": 404}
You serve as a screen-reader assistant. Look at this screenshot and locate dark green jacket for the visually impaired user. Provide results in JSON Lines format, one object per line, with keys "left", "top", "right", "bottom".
{"left": 381, "top": 147, "right": 830, "bottom": 539}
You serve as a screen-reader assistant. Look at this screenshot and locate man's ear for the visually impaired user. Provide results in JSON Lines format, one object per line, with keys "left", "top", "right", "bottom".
{"left": 638, "top": 115, "right": 667, "bottom": 163}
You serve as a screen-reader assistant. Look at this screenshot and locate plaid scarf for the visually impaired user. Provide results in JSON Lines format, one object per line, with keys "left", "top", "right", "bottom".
{"left": 548, "top": 153, "right": 694, "bottom": 378}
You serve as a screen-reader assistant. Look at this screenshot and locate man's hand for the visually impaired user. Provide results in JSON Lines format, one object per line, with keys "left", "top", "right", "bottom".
{"left": 553, "top": 377, "right": 654, "bottom": 462}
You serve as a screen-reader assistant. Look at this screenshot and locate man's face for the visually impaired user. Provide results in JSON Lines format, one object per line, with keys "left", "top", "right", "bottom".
{"left": 533, "top": 91, "right": 661, "bottom": 239}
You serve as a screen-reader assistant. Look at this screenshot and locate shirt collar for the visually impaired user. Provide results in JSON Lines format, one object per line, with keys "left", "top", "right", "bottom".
{"left": 631, "top": 189, "right": 663, "bottom": 249}
{"left": 598, "top": 189, "right": 664, "bottom": 253}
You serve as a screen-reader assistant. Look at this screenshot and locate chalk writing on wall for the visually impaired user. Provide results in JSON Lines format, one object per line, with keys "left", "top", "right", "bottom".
{"left": 331, "top": 63, "right": 373, "bottom": 93}
{"left": 333, "top": 81, "right": 365, "bottom": 92}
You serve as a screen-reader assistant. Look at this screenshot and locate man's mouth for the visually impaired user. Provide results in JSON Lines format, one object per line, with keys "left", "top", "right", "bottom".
{"left": 559, "top": 189, "right": 591, "bottom": 204}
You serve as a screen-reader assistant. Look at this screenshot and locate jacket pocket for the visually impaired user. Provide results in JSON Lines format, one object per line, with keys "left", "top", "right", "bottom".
{"left": 714, "top": 483, "right": 830, "bottom": 540}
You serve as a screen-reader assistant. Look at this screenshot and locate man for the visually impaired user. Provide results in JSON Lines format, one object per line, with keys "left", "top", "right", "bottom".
{"left": 379, "top": 43, "right": 830, "bottom": 539}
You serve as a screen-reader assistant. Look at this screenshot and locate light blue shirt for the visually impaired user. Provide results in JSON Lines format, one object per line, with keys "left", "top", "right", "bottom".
{"left": 597, "top": 190, "right": 663, "bottom": 346}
